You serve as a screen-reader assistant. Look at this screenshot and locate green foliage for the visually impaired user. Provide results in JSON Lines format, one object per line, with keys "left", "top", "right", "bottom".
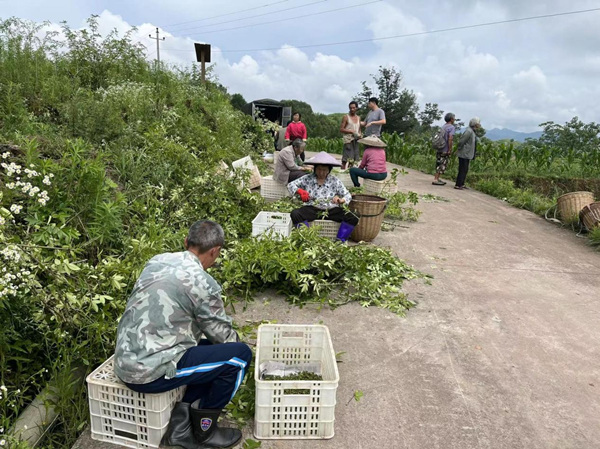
{"left": 263, "top": 372, "right": 323, "bottom": 381}
{"left": 242, "top": 439, "right": 262, "bottom": 449}
{"left": 537, "top": 116, "right": 600, "bottom": 156}
{"left": 264, "top": 197, "right": 303, "bottom": 213}
{"left": 213, "top": 228, "right": 424, "bottom": 314}
{"left": 385, "top": 191, "right": 421, "bottom": 221}
{"left": 307, "top": 136, "right": 343, "bottom": 155}
{"left": 230, "top": 92, "right": 247, "bottom": 111}
{"left": 472, "top": 178, "right": 555, "bottom": 216}
{"left": 589, "top": 227, "right": 600, "bottom": 249}
{"left": 353, "top": 390, "right": 364, "bottom": 402}
{"left": 0, "top": 15, "right": 276, "bottom": 448}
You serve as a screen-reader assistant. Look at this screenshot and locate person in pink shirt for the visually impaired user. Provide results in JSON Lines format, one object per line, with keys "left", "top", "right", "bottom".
{"left": 349, "top": 136, "right": 388, "bottom": 187}
{"left": 285, "top": 112, "right": 307, "bottom": 161}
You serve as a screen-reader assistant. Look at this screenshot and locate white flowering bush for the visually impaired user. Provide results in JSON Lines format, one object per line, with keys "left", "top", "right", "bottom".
{"left": 0, "top": 14, "right": 275, "bottom": 448}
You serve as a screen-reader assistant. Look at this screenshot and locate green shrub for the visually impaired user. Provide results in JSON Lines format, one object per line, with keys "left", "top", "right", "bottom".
{"left": 589, "top": 228, "right": 600, "bottom": 248}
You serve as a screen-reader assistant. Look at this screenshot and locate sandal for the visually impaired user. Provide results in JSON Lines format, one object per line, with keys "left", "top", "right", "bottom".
{"left": 454, "top": 186, "right": 464, "bottom": 190}
{"left": 432, "top": 180, "right": 446, "bottom": 186}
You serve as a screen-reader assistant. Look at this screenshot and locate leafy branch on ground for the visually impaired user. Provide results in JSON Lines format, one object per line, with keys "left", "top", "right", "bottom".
{"left": 212, "top": 227, "right": 426, "bottom": 315}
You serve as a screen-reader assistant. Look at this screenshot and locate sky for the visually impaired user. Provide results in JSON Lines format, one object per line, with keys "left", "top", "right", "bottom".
{"left": 1, "top": 0, "right": 600, "bottom": 132}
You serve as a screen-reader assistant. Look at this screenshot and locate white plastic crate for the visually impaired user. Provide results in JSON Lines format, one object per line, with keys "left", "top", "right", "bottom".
{"left": 254, "top": 324, "right": 339, "bottom": 440}
{"left": 363, "top": 178, "right": 398, "bottom": 196}
{"left": 252, "top": 212, "right": 293, "bottom": 239}
{"left": 309, "top": 220, "right": 340, "bottom": 240}
{"left": 260, "top": 175, "right": 291, "bottom": 200}
{"left": 87, "top": 356, "right": 185, "bottom": 448}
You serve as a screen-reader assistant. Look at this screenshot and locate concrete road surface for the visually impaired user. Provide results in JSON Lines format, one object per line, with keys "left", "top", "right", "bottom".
{"left": 74, "top": 161, "right": 600, "bottom": 449}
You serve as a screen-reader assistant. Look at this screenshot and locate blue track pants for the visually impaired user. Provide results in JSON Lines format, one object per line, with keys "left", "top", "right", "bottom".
{"left": 125, "top": 340, "right": 252, "bottom": 409}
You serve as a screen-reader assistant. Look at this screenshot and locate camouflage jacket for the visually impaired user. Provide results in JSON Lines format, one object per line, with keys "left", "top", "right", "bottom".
{"left": 114, "top": 251, "right": 238, "bottom": 384}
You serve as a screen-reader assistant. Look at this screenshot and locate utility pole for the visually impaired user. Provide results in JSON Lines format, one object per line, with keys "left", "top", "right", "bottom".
{"left": 149, "top": 27, "right": 165, "bottom": 70}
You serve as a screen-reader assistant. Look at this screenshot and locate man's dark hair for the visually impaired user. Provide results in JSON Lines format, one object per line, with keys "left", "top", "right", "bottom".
{"left": 349, "top": 101, "right": 358, "bottom": 108}
{"left": 368, "top": 97, "right": 378, "bottom": 105}
{"left": 186, "top": 220, "right": 225, "bottom": 253}
{"left": 293, "top": 112, "right": 302, "bottom": 120}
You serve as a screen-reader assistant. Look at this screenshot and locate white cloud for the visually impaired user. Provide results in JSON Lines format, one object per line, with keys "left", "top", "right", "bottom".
{"left": 7, "top": 1, "right": 600, "bottom": 132}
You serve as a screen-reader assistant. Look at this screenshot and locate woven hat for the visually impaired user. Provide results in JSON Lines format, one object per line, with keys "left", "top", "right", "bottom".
{"left": 304, "top": 152, "right": 342, "bottom": 167}
{"left": 358, "top": 136, "right": 387, "bottom": 148}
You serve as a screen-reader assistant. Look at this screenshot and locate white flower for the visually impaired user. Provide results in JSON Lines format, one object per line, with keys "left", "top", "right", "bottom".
{"left": 1, "top": 152, "right": 9, "bottom": 159}
{"left": 49, "top": 173, "right": 54, "bottom": 178}
{"left": 10, "top": 204, "right": 22, "bottom": 214}
{"left": 24, "top": 168, "right": 39, "bottom": 178}
{"left": 0, "top": 385, "right": 6, "bottom": 392}
{"left": 0, "top": 438, "right": 5, "bottom": 445}
{"left": 38, "top": 198, "right": 47, "bottom": 206}
{"left": 0, "top": 217, "right": 5, "bottom": 226}
{"left": 42, "top": 176, "right": 52, "bottom": 185}
{"left": 6, "top": 182, "right": 15, "bottom": 189}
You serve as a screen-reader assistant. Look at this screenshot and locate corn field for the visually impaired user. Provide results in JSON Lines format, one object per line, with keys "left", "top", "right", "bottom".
{"left": 308, "top": 132, "right": 600, "bottom": 179}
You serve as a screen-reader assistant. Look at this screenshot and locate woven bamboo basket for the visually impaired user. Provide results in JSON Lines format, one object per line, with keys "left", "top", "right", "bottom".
{"left": 247, "top": 165, "right": 262, "bottom": 190}
{"left": 580, "top": 202, "right": 600, "bottom": 230}
{"left": 349, "top": 194, "right": 387, "bottom": 242}
{"left": 232, "top": 156, "right": 262, "bottom": 190}
{"left": 557, "top": 191, "right": 594, "bottom": 223}
{"left": 363, "top": 178, "right": 398, "bottom": 196}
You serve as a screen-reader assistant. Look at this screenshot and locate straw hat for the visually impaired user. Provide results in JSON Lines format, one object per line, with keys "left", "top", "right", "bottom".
{"left": 358, "top": 136, "right": 387, "bottom": 148}
{"left": 304, "top": 152, "right": 342, "bottom": 167}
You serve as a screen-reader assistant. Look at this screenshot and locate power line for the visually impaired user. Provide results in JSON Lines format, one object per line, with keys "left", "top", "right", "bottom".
{"left": 179, "top": 0, "right": 382, "bottom": 36}
{"left": 167, "top": 0, "right": 329, "bottom": 33}
{"left": 165, "top": 0, "right": 292, "bottom": 28}
{"left": 212, "top": 6, "right": 600, "bottom": 53}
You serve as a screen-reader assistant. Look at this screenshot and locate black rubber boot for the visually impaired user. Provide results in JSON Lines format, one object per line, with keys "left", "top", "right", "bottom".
{"left": 189, "top": 400, "right": 242, "bottom": 448}
{"left": 161, "top": 402, "right": 197, "bottom": 449}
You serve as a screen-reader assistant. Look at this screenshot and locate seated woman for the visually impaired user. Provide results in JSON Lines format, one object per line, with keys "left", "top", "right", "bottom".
{"left": 349, "top": 136, "right": 388, "bottom": 187}
{"left": 287, "top": 152, "right": 359, "bottom": 242}
{"left": 274, "top": 138, "right": 311, "bottom": 184}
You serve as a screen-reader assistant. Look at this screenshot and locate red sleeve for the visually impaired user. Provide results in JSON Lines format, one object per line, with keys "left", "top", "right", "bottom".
{"left": 285, "top": 126, "right": 290, "bottom": 140}
{"left": 301, "top": 123, "right": 307, "bottom": 140}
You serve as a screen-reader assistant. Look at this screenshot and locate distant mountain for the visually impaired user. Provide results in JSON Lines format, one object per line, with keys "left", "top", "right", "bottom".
{"left": 485, "top": 128, "right": 543, "bottom": 142}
